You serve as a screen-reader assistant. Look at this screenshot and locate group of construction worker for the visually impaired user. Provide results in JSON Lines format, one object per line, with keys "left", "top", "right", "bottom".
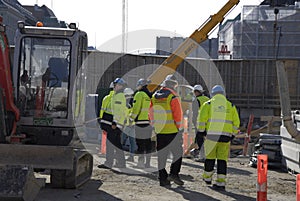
{"left": 97, "top": 74, "right": 240, "bottom": 190}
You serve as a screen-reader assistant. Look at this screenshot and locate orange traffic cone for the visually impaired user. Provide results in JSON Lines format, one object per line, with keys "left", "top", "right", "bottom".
{"left": 257, "top": 154, "right": 268, "bottom": 201}
{"left": 100, "top": 130, "right": 107, "bottom": 154}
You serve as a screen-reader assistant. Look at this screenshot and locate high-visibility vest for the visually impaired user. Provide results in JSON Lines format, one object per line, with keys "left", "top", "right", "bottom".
{"left": 100, "top": 91, "right": 114, "bottom": 125}
{"left": 196, "top": 95, "right": 210, "bottom": 108}
{"left": 111, "top": 91, "right": 127, "bottom": 129}
{"left": 198, "top": 94, "right": 240, "bottom": 141}
{"left": 130, "top": 91, "right": 151, "bottom": 125}
{"left": 151, "top": 92, "right": 179, "bottom": 134}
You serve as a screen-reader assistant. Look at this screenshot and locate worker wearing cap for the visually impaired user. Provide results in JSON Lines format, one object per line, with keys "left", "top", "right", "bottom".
{"left": 193, "top": 84, "right": 209, "bottom": 161}
{"left": 98, "top": 78, "right": 127, "bottom": 169}
{"left": 198, "top": 85, "right": 240, "bottom": 190}
{"left": 149, "top": 74, "right": 184, "bottom": 186}
{"left": 130, "top": 78, "right": 153, "bottom": 168}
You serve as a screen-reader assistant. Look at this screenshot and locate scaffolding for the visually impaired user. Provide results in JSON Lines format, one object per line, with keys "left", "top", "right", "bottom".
{"left": 219, "top": 5, "right": 300, "bottom": 59}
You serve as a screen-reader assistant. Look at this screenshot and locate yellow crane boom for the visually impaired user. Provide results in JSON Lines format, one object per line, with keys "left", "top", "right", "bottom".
{"left": 147, "top": 0, "right": 240, "bottom": 92}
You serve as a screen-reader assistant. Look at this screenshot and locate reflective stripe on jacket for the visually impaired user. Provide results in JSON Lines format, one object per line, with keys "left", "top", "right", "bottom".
{"left": 99, "top": 90, "right": 114, "bottom": 125}
{"left": 197, "top": 94, "right": 240, "bottom": 142}
{"left": 150, "top": 87, "right": 183, "bottom": 134}
{"left": 130, "top": 90, "right": 151, "bottom": 125}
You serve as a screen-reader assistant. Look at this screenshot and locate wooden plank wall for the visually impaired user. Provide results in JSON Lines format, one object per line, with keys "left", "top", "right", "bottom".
{"left": 85, "top": 51, "right": 300, "bottom": 112}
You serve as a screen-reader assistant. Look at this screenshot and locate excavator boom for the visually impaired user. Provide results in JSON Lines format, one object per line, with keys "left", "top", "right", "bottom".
{"left": 147, "top": 0, "right": 239, "bottom": 91}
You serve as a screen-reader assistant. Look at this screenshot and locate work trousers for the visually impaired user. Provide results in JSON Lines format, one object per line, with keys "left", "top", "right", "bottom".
{"left": 105, "top": 126, "right": 126, "bottom": 167}
{"left": 157, "top": 133, "right": 183, "bottom": 181}
{"left": 135, "top": 125, "right": 152, "bottom": 154}
{"left": 195, "top": 132, "right": 205, "bottom": 150}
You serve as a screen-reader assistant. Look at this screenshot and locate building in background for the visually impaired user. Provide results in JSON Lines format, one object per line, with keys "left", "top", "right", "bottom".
{"left": 219, "top": 1, "right": 300, "bottom": 59}
{"left": 0, "top": 0, "right": 65, "bottom": 45}
{"left": 156, "top": 36, "right": 219, "bottom": 59}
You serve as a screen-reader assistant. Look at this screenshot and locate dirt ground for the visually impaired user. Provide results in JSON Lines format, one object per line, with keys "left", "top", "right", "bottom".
{"left": 34, "top": 146, "right": 297, "bottom": 201}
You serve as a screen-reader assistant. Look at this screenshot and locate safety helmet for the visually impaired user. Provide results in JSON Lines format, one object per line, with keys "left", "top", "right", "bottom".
{"left": 193, "top": 84, "right": 204, "bottom": 92}
{"left": 164, "top": 74, "right": 178, "bottom": 86}
{"left": 211, "top": 85, "right": 225, "bottom": 96}
{"left": 109, "top": 82, "right": 114, "bottom": 88}
{"left": 113, "top": 77, "right": 126, "bottom": 86}
{"left": 136, "top": 78, "right": 150, "bottom": 87}
{"left": 123, "top": 88, "right": 134, "bottom": 96}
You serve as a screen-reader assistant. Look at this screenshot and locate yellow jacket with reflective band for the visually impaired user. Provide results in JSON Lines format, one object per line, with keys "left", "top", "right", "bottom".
{"left": 197, "top": 94, "right": 240, "bottom": 142}
{"left": 99, "top": 90, "right": 114, "bottom": 118}
{"left": 130, "top": 91, "right": 151, "bottom": 125}
{"left": 99, "top": 90, "right": 114, "bottom": 126}
{"left": 197, "top": 95, "right": 210, "bottom": 108}
{"left": 111, "top": 91, "right": 127, "bottom": 129}
{"left": 151, "top": 89, "right": 181, "bottom": 134}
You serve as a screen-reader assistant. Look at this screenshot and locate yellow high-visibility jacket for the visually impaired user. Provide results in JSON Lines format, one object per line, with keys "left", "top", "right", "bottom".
{"left": 150, "top": 87, "right": 183, "bottom": 134}
{"left": 111, "top": 91, "right": 127, "bottom": 129}
{"left": 197, "top": 94, "right": 240, "bottom": 142}
{"left": 130, "top": 90, "right": 151, "bottom": 125}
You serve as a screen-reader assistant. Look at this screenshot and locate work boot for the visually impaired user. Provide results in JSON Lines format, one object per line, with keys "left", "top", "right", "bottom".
{"left": 159, "top": 180, "right": 171, "bottom": 187}
{"left": 126, "top": 155, "right": 134, "bottom": 162}
{"left": 97, "top": 164, "right": 111, "bottom": 169}
{"left": 167, "top": 174, "right": 184, "bottom": 186}
{"left": 145, "top": 155, "right": 151, "bottom": 168}
{"left": 137, "top": 156, "right": 145, "bottom": 169}
{"left": 212, "top": 184, "right": 225, "bottom": 191}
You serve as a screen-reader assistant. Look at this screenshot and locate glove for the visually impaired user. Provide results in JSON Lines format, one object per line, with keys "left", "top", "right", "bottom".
{"left": 197, "top": 131, "right": 207, "bottom": 137}
{"left": 112, "top": 121, "right": 117, "bottom": 129}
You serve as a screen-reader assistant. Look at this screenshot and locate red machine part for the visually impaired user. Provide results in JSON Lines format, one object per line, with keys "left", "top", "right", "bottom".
{"left": 0, "top": 17, "right": 20, "bottom": 136}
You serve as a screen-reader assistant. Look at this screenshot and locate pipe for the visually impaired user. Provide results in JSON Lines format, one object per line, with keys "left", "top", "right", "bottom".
{"left": 276, "top": 61, "right": 300, "bottom": 142}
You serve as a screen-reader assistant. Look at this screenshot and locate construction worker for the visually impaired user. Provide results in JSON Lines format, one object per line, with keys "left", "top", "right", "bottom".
{"left": 98, "top": 78, "right": 127, "bottom": 169}
{"left": 198, "top": 85, "right": 240, "bottom": 190}
{"left": 122, "top": 87, "right": 137, "bottom": 162}
{"left": 149, "top": 74, "right": 184, "bottom": 186}
{"left": 130, "top": 78, "right": 152, "bottom": 168}
{"left": 192, "top": 84, "right": 209, "bottom": 161}
{"left": 97, "top": 82, "right": 114, "bottom": 169}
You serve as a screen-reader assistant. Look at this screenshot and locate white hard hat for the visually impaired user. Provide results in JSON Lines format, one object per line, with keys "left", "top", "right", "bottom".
{"left": 109, "top": 82, "right": 114, "bottom": 88}
{"left": 211, "top": 85, "right": 225, "bottom": 96}
{"left": 164, "top": 74, "right": 178, "bottom": 86}
{"left": 193, "top": 84, "right": 204, "bottom": 92}
{"left": 123, "top": 87, "right": 134, "bottom": 96}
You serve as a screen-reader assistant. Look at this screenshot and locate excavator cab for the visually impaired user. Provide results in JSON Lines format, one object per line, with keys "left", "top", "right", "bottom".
{"left": 12, "top": 22, "right": 88, "bottom": 145}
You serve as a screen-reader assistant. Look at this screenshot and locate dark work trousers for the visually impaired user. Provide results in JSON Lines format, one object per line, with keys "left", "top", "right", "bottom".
{"left": 195, "top": 132, "right": 205, "bottom": 150}
{"left": 135, "top": 125, "right": 152, "bottom": 154}
{"left": 157, "top": 133, "right": 183, "bottom": 181}
{"left": 105, "top": 126, "right": 126, "bottom": 167}
{"left": 135, "top": 125, "right": 153, "bottom": 166}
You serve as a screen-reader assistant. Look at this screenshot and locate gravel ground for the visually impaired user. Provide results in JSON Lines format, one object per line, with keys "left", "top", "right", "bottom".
{"left": 35, "top": 150, "right": 297, "bottom": 201}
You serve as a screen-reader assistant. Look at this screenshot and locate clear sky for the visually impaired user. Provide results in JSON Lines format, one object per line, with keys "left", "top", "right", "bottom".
{"left": 18, "top": 0, "right": 263, "bottom": 51}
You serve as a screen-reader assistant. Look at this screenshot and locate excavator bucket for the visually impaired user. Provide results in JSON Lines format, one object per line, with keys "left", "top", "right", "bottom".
{"left": 0, "top": 165, "right": 45, "bottom": 201}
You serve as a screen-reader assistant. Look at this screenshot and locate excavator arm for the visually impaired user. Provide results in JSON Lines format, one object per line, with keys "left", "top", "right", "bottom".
{"left": 147, "top": 0, "right": 239, "bottom": 91}
{"left": 0, "top": 18, "right": 20, "bottom": 139}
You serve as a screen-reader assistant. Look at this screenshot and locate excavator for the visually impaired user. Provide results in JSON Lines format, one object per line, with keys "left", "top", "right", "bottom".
{"left": 0, "top": 18, "right": 93, "bottom": 200}
{"left": 0, "top": 0, "right": 239, "bottom": 200}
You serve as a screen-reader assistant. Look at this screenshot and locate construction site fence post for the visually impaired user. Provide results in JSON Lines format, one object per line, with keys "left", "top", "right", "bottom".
{"left": 182, "top": 116, "right": 189, "bottom": 154}
{"left": 297, "top": 174, "right": 300, "bottom": 201}
{"left": 257, "top": 154, "right": 268, "bottom": 201}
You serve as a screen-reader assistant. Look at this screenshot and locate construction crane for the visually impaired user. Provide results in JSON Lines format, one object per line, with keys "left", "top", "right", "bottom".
{"left": 147, "top": 0, "right": 240, "bottom": 92}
